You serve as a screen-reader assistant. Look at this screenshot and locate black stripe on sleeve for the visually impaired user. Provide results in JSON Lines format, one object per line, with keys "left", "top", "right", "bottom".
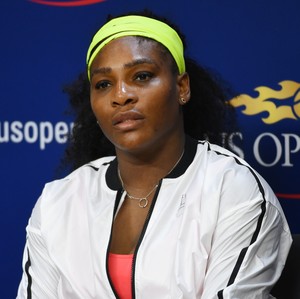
{"left": 87, "top": 165, "right": 99, "bottom": 171}
{"left": 209, "top": 149, "right": 267, "bottom": 298}
{"left": 25, "top": 249, "right": 32, "bottom": 299}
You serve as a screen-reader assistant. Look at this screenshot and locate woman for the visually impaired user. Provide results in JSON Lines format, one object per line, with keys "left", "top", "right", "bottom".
{"left": 17, "top": 12, "right": 291, "bottom": 299}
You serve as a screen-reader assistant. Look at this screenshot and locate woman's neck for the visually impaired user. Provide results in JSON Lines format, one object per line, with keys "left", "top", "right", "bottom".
{"left": 116, "top": 134, "right": 185, "bottom": 192}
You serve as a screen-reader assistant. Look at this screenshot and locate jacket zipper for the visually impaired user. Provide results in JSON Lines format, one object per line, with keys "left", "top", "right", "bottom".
{"left": 106, "top": 181, "right": 162, "bottom": 299}
{"left": 105, "top": 189, "right": 124, "bottom": 299}
{"left": 130, "top": 180, "right": 162, "bottom": 299}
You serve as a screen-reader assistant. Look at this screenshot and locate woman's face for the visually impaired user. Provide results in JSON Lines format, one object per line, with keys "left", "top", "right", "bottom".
{"left": 90, "top": 36, "right": 190, "bottom": 155}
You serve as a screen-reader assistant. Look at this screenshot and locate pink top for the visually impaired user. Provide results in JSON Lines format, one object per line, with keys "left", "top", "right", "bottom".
{"left": 108, "top": 253, "right": 134, "bottom": 299}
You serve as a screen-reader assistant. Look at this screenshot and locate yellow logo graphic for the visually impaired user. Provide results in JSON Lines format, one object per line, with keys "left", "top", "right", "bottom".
{"left": 229, "top": 80, "right": 300, "bottom": 124}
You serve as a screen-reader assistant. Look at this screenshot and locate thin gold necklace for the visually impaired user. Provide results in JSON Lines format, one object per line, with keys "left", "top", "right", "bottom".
{"left": 117, "top": 150, "right": 184, "bottom": 208}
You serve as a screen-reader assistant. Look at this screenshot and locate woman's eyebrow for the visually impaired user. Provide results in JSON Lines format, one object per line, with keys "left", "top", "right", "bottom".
{"left": 90, "top": 67, "right": 111, "bottom": 78}
{"left": 124, "top": 58, "right": 158, "bottom": 69}
{"left": 91, "top": 58, "right": 158, "bottom": 78}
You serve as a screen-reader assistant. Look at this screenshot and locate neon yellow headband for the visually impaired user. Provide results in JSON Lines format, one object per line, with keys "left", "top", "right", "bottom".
{"left": 86, "top": 15, "right": 186, "bottom": 80}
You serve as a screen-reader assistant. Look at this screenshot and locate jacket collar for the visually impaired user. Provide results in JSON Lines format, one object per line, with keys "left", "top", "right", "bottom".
{"left": 105, "top": 135, "right": 198, "bottom": 191}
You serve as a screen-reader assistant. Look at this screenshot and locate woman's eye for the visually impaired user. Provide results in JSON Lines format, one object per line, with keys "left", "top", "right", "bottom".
{"left": 135, "top": 72, "right": 153, "bottom": 81}
{"left": 95, "top": 80, "right": 111, "bottom": 90}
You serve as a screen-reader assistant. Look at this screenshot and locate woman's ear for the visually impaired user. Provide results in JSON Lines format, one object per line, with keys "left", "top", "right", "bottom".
{"left": 177, "top": 72, "right": 191, "bottom": 105}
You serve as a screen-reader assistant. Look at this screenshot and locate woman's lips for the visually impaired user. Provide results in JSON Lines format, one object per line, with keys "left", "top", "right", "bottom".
{"left": 112, "top": 111, "right": 144, "bottom": 130}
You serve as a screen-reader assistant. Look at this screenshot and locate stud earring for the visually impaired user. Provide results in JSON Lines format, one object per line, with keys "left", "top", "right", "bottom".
{"left": 180, "top": 97, "right": 186, "bottom": 104}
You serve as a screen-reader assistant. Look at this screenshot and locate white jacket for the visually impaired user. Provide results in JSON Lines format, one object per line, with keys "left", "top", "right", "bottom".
{"left": 17, "top": 137, "right": 292, "bottom": 299}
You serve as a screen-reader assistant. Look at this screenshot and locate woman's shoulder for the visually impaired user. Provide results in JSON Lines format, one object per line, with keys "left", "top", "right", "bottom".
{"left": 40, "top": 156, "right": 115, "bottom": 205}
{"left": 52, "top": 155, "right": 115, "bottom": 184}
{"left": 29, "top": 156, "right": 116, "bottom": 232}
{"left": 196, "top": 140, "right": 282, "bottom": 210}
{"left": 196, "top": 140, "right": 247, "bottom": 167}
{"left": 197, "top": 141, "right": 261, "bottom": 193}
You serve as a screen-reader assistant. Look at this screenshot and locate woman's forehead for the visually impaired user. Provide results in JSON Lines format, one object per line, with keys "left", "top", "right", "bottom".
{"left": 94, "top": 36, "right": 171, "bottom": 64}
{"left": 104, "top": 36, "right": 164, "bottom": 51}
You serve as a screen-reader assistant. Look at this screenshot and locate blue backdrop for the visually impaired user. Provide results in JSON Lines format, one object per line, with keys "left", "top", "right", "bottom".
{"left": 1, "top": 0, "right": 299, "bottom": 297}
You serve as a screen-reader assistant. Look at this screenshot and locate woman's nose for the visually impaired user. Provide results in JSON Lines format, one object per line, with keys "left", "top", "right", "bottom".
{"left": 112, "top": 81, "right": 137, "bottom": 106}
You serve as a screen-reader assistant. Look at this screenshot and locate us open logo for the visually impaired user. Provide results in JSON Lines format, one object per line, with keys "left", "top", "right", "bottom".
{"left": 29, "top": 0, "right": 105, "bottom": 6}
{"left": 229, "top": 80, "right": 300, "bottom": 124}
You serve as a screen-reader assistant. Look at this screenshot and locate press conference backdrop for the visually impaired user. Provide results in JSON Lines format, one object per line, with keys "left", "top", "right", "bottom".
{"left": 1, "top": 0, "right": 299, "bottom": 297}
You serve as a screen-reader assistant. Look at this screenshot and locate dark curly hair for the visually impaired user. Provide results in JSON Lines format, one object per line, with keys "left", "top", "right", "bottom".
{"left": 61, "top": 10, "right": 238, "bottom": 171}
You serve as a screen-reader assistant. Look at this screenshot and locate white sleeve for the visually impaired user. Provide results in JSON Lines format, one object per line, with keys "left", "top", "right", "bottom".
{"left": 202, "top": 168, "right": 292, "bottom": 299}
{"left": 16, "top": 197, "right": 60, "bottom": 299}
